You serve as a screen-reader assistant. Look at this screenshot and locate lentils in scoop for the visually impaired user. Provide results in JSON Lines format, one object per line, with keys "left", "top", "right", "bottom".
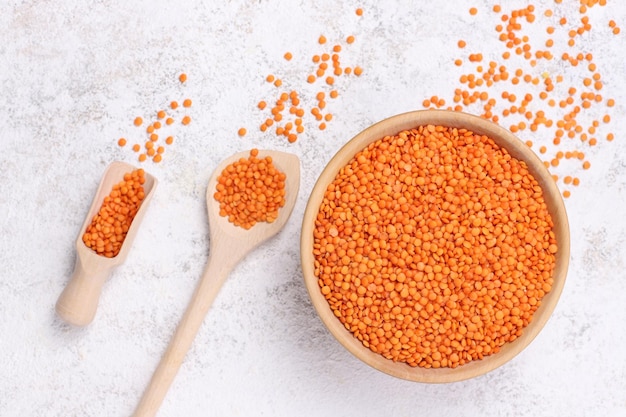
{"left": 214, "top": 149, "right": 286, "bottom": 229}
{"left": 313, "top": 125, "right": 557, "bottom": 368}
{"left": 82, "top": 169, "right": 146, "bottom": 258}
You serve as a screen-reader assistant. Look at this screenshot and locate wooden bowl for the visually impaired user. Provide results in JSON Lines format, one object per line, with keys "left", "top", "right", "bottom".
{"left": 300, "top": 110, "right": 570, "bottom": 382}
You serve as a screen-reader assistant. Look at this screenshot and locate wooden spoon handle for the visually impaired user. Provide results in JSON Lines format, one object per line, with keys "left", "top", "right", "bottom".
{"left": 55, "top": 257, "right": 110, "bottom": 327}
{"left": 131, "top": 253, "right": 234, "bottom": 417}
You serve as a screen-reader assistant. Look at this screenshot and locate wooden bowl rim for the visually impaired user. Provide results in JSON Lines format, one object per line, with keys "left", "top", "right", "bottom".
{"left": 300, "top": 109, "right": 570, "bottom": 383}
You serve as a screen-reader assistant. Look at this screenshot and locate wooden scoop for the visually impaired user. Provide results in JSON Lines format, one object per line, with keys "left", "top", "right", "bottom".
{"left": 55, "top": 161, "right": 158, "bottom": 327}
{"left": 131, "top": 150, "right": 300, "bottom": 417}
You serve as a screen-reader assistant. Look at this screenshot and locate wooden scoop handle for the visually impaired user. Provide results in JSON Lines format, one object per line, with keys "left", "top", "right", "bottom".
{"left": 55, "top": 257, "right": 111, "bottom": 327}
{"left": 131, "top": 244, "right": 237, "bottom": 417}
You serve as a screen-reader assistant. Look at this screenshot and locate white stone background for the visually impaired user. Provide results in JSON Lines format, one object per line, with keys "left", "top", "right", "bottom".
{"left": 1, "top": 0, "right": 626, "bottom": 416}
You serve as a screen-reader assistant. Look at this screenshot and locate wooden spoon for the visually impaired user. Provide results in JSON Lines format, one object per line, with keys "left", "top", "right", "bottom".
{"left": 132, "top": 149, "right": 300, "bottom": 417}
{"left": 55, "top": 161, "right": 158, "bottom": 327}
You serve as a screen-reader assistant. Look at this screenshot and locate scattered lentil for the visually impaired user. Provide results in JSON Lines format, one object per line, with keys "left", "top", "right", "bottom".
{"left": 246, "top": 21, "right": 364, "bottom": 144}
{"left": 118, "top": 74, "right": 192, "bottom": 164}
{"left": 423, "top": 1, "right": 618, "bottom": 197}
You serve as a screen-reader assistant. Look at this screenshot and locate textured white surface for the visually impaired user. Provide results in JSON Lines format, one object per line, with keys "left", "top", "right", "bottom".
{"left": 1, "top": 0, "right": 626, "bottom": 416}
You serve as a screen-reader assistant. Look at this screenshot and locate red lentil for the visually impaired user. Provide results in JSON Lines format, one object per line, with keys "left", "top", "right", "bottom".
{"left": 313, "top": 125, "right": 557, "bottom": 368}
{"left": 117, "top": 73, "right": 192, "bottom": 164}
{"left": 422, "top": 2, "right": 618, "bottom": 197}
{"left": 82, "top": 169, "right": 146, "bottom": 258}
{"left": 248, "top": 25, "right": 363, "bottom": 144}
{"left": 213, "top": 149, "right": 286, "bottom": 229}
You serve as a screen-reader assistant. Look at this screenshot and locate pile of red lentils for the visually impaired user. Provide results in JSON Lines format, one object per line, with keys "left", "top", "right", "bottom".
{"left": 213, "top": 149, "right": 287, "bottom": 230}
{"left": 314, "top": 125, "right": 557, "bottom": 368}
{"left": 83, "top": 169, "right": 146, "bottom": 258}
{"left": 422, "top": 0, "right": 619, "bottom": 198}
{"left": 117, "top": 73, "right": 193, "bottom": 164}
